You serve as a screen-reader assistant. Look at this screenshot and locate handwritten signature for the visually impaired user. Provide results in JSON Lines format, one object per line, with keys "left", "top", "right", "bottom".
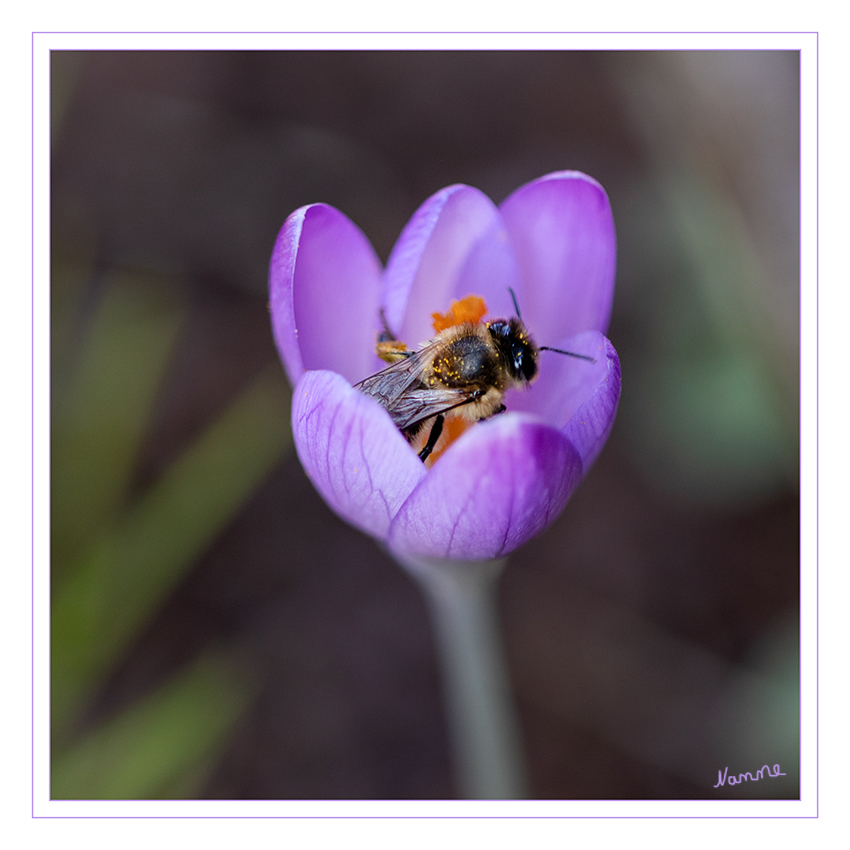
{"left": 714, "top": 764, "right": 787, "bottom": 788}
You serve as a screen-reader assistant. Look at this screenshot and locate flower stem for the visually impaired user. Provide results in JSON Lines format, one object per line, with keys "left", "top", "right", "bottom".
{"left": 395, "top": 554, "right": 528, "bottom": 799}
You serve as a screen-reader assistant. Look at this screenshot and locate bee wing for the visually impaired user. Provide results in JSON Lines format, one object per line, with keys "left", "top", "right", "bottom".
{"left": 354, "top": 343, "right": 437, "bottom": 408}
{"left": 354, "top": 341, "right": 479, "bottom": 433}
{"left": 387, "top": 385, "right": 481, "bottom": 433}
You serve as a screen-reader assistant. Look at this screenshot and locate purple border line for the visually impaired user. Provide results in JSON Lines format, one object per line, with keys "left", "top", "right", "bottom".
{"left": 31, "top": 28, "right": 36, "bottom": 823}
{"left": 814, "top": 28, "right": 819, "bottom": 822}
{"left": 30, "top": 30, "right": 820, "bottom": 33}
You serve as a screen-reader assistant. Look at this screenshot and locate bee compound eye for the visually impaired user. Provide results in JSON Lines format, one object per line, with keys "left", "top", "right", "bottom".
{"left": 513, "top": 340, "right": 537, "bottom": 381}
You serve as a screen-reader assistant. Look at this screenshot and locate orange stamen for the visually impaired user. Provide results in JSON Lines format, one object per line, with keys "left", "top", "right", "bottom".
{"left": 431, "top": 294, "right": 487, "bottom": 332}
{"left": 420, "top": 294, "right": 490, "bottom": 466}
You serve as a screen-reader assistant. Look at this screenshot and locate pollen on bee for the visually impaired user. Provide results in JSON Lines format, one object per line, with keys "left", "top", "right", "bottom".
{"left": 431, "top": 294, "right": 487, "bottom": 332}
{"left": 376, "top": 338, "right": 408, "bottom": 363}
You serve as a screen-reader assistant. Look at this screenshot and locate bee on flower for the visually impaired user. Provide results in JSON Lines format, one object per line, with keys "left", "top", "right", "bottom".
{"left": 269, "top": 171, "right": 620, "bottom": 562}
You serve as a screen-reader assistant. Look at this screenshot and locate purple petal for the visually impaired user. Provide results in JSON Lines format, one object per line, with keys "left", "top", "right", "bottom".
{"left": 507, "top": 331, "right": 621, "bottom": 469}
{"left": 269, "top": 204, "right": 383, "bottom": 385}
{"left": 292, "top": 370, "right": 427, "bottom": 540}
{"left": 382, "top": 185, "right": 522, "bottom": 347}
{"left": 388, "top": 414, "right": 582, "bottom": 561}
{"left": 561, "top": 336, "right": 622, "bottom": 471}
{"left": 499, "top": 171, "right": 617, "bottom": 345}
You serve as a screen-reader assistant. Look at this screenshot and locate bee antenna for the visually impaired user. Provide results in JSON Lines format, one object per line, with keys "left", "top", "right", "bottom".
{"left": 540, "top": 345, "right": 597, "bottom": 363}
{"left": 508, "top": 286, "right": 522, "bottom": 319}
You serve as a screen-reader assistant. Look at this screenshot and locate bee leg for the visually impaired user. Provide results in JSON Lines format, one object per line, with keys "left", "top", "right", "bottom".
{"left": 378, "top": 308, "right": 399, "bottom": 343}
{"left": 418, "top": 415, "right": 445, "bottom": 462}
{"left": 377, "top": 309, "right": 413, "bottom": 363}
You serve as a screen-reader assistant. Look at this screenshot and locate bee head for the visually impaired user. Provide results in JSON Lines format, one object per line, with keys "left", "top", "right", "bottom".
{"left": 487, "top": 317, "right": 539, "bottom": 384}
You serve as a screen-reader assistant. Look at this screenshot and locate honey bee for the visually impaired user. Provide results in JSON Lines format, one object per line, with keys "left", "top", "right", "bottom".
{"left": 354, "top": 290, "right": 594, "bottom": 463}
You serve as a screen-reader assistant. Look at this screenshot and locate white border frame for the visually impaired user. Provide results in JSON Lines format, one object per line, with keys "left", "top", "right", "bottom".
{"left": 32, "top": 30, "right": 818, "bottom": 822}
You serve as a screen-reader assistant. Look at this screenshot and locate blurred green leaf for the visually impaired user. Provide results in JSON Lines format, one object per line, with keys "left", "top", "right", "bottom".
{"left": 52, "top": 272, "right": 184, "bottom": 571}
{"left": 666, "top": 170, "right": 799, "bottom": 418}
{"left": 52, "top": 653, "right": 255, "bottom": 799}
{"left": 623, "top": 170, "right": 798, "bottom": 507}
{"left": 635, "top": 351, "right": 796, "bottom": 507}
{"left": 52, "top": 362, "right": 292, "bottom": 736}
{"left": 51, "top": 262, "right": 293, "bottom": 794}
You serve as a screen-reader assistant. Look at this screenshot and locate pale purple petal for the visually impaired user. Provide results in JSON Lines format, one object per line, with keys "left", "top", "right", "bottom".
{"left": 388, "top": 414, "right": 582, "bottom": 561}
{"left": 269, "top": 206, "right": 306, "bottom": 382}
{"left": 499, "top": 171, "right": 616, "bottom": 344}
{"left": 382, "top": 185, "right": 522, "bottom": 346}
{"left": 561, "top": 337, "right": 621, "bottom": 471}
{"left": 269, "top": 204, "right": 383, "bottom": 385}
{"left": 292, "top": 370, "right": 426, "bottom": 540}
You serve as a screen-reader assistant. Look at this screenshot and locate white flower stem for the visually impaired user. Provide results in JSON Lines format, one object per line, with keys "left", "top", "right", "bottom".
{"left": 395, "top": 554, "right": 528, "bottom": 799}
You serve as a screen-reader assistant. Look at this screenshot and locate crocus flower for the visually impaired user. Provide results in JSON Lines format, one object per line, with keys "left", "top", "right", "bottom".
{"left": 269, "top": 171, "right": 620, "bottom": 563}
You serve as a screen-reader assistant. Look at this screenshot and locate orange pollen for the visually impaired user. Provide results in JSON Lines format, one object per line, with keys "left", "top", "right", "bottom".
{"left": 419, "top": 294, "right": 490, "bottom": 467}
{"left": 431, "top": 294, "right": 487, "bottom": 332}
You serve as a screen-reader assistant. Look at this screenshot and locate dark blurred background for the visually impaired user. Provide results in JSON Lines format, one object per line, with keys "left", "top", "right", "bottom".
{"left": 50, "top": 50, "right": 799, "bottom": 800}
